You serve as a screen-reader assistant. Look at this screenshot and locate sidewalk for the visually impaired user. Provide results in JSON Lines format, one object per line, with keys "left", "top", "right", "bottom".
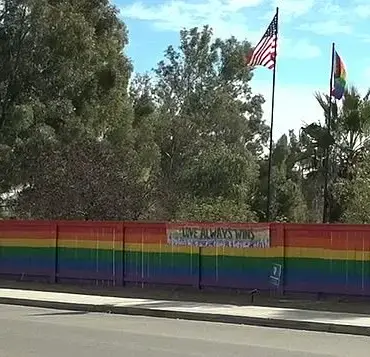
{"left": 1, "top": 287, "right": 370, "bottom": 337}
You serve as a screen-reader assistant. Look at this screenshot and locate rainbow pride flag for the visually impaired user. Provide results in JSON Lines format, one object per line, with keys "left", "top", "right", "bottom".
{"left": 331, "top": 51, "right": 346, "bottom": 100}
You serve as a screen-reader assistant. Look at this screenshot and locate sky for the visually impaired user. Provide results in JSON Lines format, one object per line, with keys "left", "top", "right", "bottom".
{"left": 115, "top": 0, "right": 370, "bottom": 139}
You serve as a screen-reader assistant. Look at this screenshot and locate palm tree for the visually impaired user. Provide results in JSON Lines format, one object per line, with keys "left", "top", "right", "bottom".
{"left": 300, "top": 86, "right": 370, "bottom": 222}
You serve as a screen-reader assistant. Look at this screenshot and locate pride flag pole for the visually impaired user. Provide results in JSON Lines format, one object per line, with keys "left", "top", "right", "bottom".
{"left": 323, "top": 42, "right": 335, "bottom": 223}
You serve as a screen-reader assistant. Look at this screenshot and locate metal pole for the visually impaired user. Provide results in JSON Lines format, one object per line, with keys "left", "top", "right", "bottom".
{"left": 323, "top": 42, "right": 335, "bottom": 223}
{"left": 266, "top": 7, "right": 279, "bottom": 222}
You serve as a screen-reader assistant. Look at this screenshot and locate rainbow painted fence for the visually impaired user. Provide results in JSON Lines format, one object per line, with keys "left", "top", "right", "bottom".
{"left": 1, "top": 220, "right": 370, "bottom": 296}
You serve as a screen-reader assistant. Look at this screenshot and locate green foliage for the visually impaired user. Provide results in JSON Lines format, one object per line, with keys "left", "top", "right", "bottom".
{"left": 253, "top": 132, "right": 308, "bottom": 222}
{"left": 149, "top": 26, "right": 267, "bottom": 221}
{"left": 1, "top": 4, "right": 369, "bottom": 224}
{"left": 299, "top": 86, "right": 370, "bottom": 222}
{"left": 0, "top": 0, "right": 156, "bottom": 220}
{"left": 338, "top": 156, "right": 370, "bottom": 223}
{"left": 176, "top": 197, "right": 257, "bottom": 223}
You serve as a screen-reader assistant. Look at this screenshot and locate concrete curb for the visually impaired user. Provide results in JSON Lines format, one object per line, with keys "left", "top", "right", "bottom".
{"left": 1, "top": 297, "right": 369, "bottom": 337}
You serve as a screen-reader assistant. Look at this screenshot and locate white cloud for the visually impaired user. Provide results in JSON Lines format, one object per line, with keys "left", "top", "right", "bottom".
{"left": 319, "top": 1, "right": 347, "bottom": 18}
{"left": 299, "top": 20, "right": 352, "bottom": 35}
{"left": 122, "top": 0, "right": 320, "bottom": 60}
{"left": 354, "top": 4, "right": 370, "bottom": 18}
{"left": 252, "top": 72, "right": 370, "bottom": 140}
{"left": 279, "top": 37, "right": 321, "bottom": 59}
{"left": 363, "top": 67, "right": 370, "bottom": 81}
{"left": 121, "top": 1, "right": 210, "bottom": 27}
{"left": 280, "top": 0, "right": 360, "bottom": 36}
{"left": 272, "top": 0, "right": 316, "bottom": 18}
{"left": 319, "top": 0, "right": 370, "bottom": 23}
{"left": 357, "top": 34, "right": 370, "bottom": 43}
{"left": 121, "top": 0, "right": 263, "bottom": 25}
{"left": 226, "top": 0, "right": 264, "bottom": 10}
{"left": 251, "top": 78, "right": 325, "bottom": 138}
{"left": 122, "top": 0, "right": 370, "bottom": 39}
{"left": 121, "top": 0, "right": 262, "bottom": 39}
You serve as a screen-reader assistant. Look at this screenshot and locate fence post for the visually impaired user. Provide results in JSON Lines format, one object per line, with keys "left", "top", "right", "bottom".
{"left": 52, "top": 222, "right": 59, "bottom": 284}
{"left": 281, "top": 223, "right": 286, "bottom": 295}
{"left": 197, "top": 246, "right": 201, "bottom": 289}
{"left": 121, "top": 222, "right": 125, "bottom": 286}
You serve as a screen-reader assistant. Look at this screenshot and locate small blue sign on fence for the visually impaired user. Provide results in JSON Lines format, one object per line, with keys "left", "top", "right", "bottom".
{"left": 269, "top": 263, "right": 282, "bottom": 287}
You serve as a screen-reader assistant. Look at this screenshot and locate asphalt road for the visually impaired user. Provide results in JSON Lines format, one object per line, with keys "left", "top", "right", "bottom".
{"left": 0, "top": 304, "right": 369, "bottom": 357}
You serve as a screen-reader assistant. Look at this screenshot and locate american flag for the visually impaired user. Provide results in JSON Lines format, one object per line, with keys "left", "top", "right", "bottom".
{"left": 247, "top": 14, "right": 278, "bottom": 70}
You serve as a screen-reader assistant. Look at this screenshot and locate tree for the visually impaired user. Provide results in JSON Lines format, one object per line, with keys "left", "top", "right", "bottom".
{"left": 340, "top": 155, "right": 370, "bottom": 223}
{"left": 151, "top": 26, "right": 268, "bottom": 221}
{"left": 128, "top": 73, "right": 162, "bottom": 219}
{"left": 254, "top": 132, "right": 308, "bottom": 222}
{"left": 0, "top": 0, "right": 159, "bottom": 220}
{"left": 12, "top": 137, "right": 159, "bottom": 220}
{"left": 0, "top": 0, "right": 131, "bottom": 142}
{"left": 300, "top": 86, "right": 370, "bottom": 222}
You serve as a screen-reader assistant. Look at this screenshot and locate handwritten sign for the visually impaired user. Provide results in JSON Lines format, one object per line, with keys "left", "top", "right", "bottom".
{"left": 167, "top": 226, "right": 270, "bottom": 248}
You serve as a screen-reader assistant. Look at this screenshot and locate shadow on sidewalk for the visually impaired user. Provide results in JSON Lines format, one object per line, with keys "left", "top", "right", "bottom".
{"left": 3, "top": 279, "right": 370, "bottom": 315}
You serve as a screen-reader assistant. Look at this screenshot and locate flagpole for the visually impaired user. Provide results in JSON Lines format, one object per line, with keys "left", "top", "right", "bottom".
{"left": 266, "top": 7, "right": 279, "bottom": 222}
{"left": 323, "top": 42, "right": 335, "bottom": 223}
